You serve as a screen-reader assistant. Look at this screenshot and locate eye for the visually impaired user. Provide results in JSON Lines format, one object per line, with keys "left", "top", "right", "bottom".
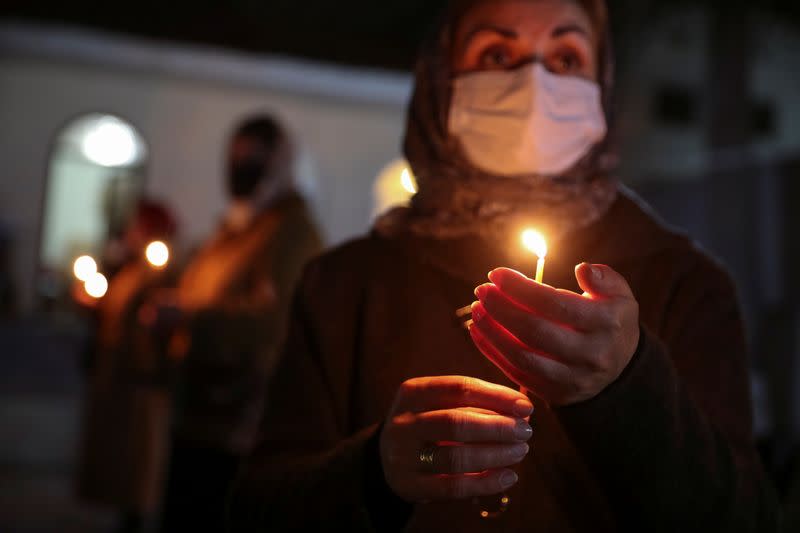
{"left": 478, "top": 44, "right": 514, "bottom": 70}
{"left": 547, "top": 49, "right": 584, "bottom": 75}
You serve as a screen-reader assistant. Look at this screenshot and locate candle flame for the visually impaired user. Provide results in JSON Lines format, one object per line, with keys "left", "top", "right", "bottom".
{"left": 400, "top": 168, "right": 418, "bottom": 194}
{"left": 84, "top": 272, "right": 108, "bottom": 299}
{"left": 145, "top": 241, "right": 169, "bottom": 268}
{"left": 521, "top": 229, "right": 548, "bottom": 258}
{"left": 73, "top": 255, "right": 98, "bottom": 282}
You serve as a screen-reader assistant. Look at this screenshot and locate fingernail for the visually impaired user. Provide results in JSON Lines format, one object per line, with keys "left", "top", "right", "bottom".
{"left": 474, "top": 285, "right": 488, "bottom": 299}
{"left": 471, "top": 302, "right": 484, "bottom": 322}
{"left": 500, "top": 470, "right": 518, "bottom": 489}
{"left": 511, "top": 443, "right": 530, "bottom": 459}
{"left": 591, "top": 265, "right": 604, "bottom": 280}
{"left": 514, "top": 399, "right": 534, "bottom": 417}
{"left": 514, "top": 419, "right": 533, "bottom": 440}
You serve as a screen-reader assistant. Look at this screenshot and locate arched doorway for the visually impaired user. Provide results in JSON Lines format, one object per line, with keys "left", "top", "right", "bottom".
{"left": 38, "top": 113, "right": 148, "bottom": 304}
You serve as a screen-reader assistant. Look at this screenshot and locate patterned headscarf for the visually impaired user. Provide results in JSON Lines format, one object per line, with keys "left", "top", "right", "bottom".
{"left": 376, "top": 0, "right": 619, "bottom": 241}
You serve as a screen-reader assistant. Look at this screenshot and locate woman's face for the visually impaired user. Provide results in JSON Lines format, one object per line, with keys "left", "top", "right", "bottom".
{"left": 452, "top": 0, "right": 598, "bottom": 81}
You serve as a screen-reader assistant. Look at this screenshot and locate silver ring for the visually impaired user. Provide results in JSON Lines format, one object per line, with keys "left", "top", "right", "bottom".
{"left": 419, "top": 445, "right": 437, "bottom": 472}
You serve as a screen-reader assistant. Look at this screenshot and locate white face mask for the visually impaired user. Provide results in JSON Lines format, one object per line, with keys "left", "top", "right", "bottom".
{"left": 448, "top": 62, "right": 607, "bottom": 177}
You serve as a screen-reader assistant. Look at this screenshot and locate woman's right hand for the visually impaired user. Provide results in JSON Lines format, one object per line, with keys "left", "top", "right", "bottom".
{"left": 379, "top": 376, "right": 533, "bottom": 503}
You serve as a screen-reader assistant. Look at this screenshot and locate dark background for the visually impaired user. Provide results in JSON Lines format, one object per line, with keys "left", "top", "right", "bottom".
{"left": 5, "top": 0, "right": 800, "bottom": 70}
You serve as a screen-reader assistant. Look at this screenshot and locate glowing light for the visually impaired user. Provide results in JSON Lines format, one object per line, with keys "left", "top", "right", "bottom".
{"left": 84, "top": 272, "right": 108, "bottom": 299}
{"left": 400, "top": 168, "right": 418, "bottom": 194}
{"left": 145, "top": 241, "right": 169, "bottom": 268}
{"left": 521, "top": 229, "right": 548, "bottom": 258}
{"left": 81, "top": 116, "right": 139, "bottom": 167}
{"left": 522, "top": 229, "right": 548, "bottom": 284}
{"left": 73, "top": 255, "right": 97, "bottom": 282}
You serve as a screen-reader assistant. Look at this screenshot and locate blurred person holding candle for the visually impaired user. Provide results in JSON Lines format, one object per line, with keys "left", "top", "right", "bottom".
{"left": 156, "top": 115, "right": 323, "bottom": 533}
{"left": 230, "top": 1, "right": 781, "bottom": 531}
{"left": 76, "top": 199, "right": 179, "bottom": 533}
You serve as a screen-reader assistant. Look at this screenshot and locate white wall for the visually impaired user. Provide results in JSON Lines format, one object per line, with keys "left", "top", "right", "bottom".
{"left": 0, "top": 23, "right": 412, "bottom": 311}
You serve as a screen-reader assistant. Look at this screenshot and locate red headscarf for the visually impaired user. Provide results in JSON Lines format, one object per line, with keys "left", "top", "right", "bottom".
{"left": 134, "top": 199, "right": 178, "bottom": 242}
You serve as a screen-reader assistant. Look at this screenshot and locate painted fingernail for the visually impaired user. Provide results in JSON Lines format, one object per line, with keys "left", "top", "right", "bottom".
{"left": 514, "top": 399, "right": 534, "bottom": 417}
{"left": 471, "top": 302, "right": 484, "bottom": 322}
{"left": 511, "top": 443, "right": 530, "bottom": 459}
{"left": 500, "top": 470, "right": 519, "bottom": 489}
{"left": 514, "top": 419, "right": 533, "bottom": 440}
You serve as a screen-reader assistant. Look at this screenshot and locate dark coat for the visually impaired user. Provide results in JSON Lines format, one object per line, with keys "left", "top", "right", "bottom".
{"left": 77, "top": 260, "right": 175, "bottom": 513}
{"left": 172, "top": 193, "right": 322, "bottom": 454}
{"left": 230, "top": 192, "right": 781, "bottom": 532}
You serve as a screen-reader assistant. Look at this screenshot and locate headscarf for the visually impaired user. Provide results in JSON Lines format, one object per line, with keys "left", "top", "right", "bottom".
{"left": 376, "top": 0, "right": 619, "bottom": 241}
{"left": 133, "top": 199, "right": 178, "bottom": 241}
{"left": 225, "top": 115, "right": 297, "bottom": 232}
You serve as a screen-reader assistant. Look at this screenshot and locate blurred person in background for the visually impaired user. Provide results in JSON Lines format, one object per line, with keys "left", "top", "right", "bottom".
{"left": 229, "top": 1, "right": 780, "bottom": 531}
{"left": 100, "top": 172, "right": 147, "bottom": 280}
{"left": 76, "top": 199, "right": 179, "bottom": 533}
{"left": 157, "top": 115, "right": 322, "bottom": 532}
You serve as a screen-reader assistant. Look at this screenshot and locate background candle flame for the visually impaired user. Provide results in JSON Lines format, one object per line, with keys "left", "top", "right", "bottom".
{"left": 84, "top": 272, "right": 108, "bottom": 299}
{"left": 521, "top": 229, "right": 548, "bottom": 258}
{"left": 145, "top": 241, "right": 169, "bottom": 268}
{"left": 400, "top": 168, "right": 418, "bottom": 195}
{"left": 73, "top": 255, "right": 98, "bottom": 282}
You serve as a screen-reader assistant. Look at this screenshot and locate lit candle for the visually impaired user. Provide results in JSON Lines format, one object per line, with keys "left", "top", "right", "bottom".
{"left": 145, "top": 241, "right": 170, "bottom": 268}
{"left": 518, "top": 229, "right": 548, "bottom": 400}
{"left": 73, "top": 255, "right": 98, "bottom": 282}
{"left": 457, "top": 229, "right": 549, "bottom": 331}
{"left": 400, "top": 168, "right": 418, "bottom": 195}
{"left": 521, "top": 229, "right": 548, "bottom": 284}
{"left": 84, "top": 272, "right": 108, "bottom": 299}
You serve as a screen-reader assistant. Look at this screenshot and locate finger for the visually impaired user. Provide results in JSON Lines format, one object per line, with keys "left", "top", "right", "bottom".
{"left": 405, "top": 409, "right": 532, "bottom": 443}
{"left": 420, "top": 443, "right": 529, "bottom": 474}
{"left": 575, "top": 263, "right": 635, "bottom": 299}
{"left": 474, "top": 288, "right": 583, "bottom": 362}
{"left": 394, "top": 376, "right": 533, "bottom": 418}
{"left": 414, "top": 469, "right": 520, "bottom": 501}
{"left": 455, "top": 407, "right": 500, "bottom": 416}
{"left": 486, "top": 268, "right": 610, "bottom": 330}
{"left": 469, "top": 324, "right": 541, "bottom": 394}
{"left": 471, "top": 306, "right": 571, "bottom": 386}
{"left": 470, "top": 319, "right": 568, "bottom": 404}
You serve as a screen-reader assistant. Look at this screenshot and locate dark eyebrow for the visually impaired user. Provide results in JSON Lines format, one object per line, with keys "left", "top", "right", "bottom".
{"left": 552, "top": 23, "right": 591, "bottom": 40}
{"left": 463, "top": 25, "right": 519, "bottom": 44}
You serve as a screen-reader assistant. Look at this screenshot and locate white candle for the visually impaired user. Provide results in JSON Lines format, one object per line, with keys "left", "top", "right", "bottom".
{"left": 521, "top": 229, "right": 548, "bottom": 284}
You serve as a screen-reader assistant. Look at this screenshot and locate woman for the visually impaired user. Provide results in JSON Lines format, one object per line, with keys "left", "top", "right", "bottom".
{"left": 230, "top": 1, "right": 780, "bottom": 531}
{"left": 157, "top": 115, "right": 322, "bottom": 532}
{"left": 76, "top": 200, "right": 178, "bottom": 533}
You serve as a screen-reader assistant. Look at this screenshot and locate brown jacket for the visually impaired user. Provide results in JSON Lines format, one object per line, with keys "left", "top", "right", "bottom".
{"left": 173, "top": 193, "right": 322, "bottom": 454}
{"left": 77, "top": 260, "right": 175, "bottom": 513}
{"left": 231, "top": 192, "right": 780, "bottom": 532}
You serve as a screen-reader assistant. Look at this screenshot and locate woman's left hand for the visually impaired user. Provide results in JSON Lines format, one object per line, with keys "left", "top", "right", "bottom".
{"left": 469, "top": 263, "right": 640, "bottom": 407}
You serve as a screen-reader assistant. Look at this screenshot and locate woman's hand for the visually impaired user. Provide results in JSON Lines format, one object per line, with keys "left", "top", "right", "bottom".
{"left": 470, "top": 263, "right": 640, "bottom": 407}
{"left": 379, "top": 376, "right": 533, "bottom": 503}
